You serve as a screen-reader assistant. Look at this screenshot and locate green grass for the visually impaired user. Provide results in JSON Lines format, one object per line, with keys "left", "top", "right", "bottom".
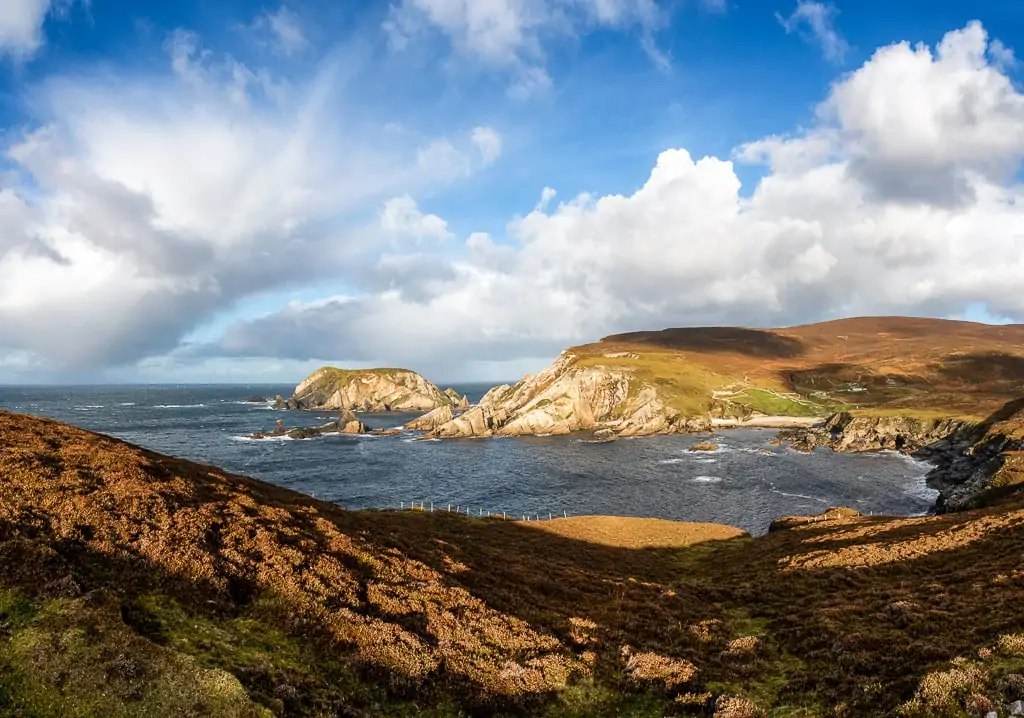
{"left": 543, "top": 681, "right": 671, "bottom": 717}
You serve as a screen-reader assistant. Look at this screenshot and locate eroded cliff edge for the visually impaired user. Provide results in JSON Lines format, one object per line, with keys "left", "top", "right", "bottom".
{"left": 777, "top": 401, "right": 1024, "bottom": 513}
{"left": 430, "top": 351, "right": 713, "bottom": 439}
{"left": 275, "top": 367, "right": 468, "bottom": 412}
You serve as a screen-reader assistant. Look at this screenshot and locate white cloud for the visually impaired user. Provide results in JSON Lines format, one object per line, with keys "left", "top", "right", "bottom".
{"left": 380, "top": 195, "right": 453, "bottom": 240}
{"left": 0, "top": 0, "right": 58, "bottom": 58}
{"left": 0, "top": 31, "right": 493, "bottom": 370}
{"left": 384, "top": 0, "right": 669, "bottom": 96}
{"left": 776, "top": 1, "right": 849, "bottom": 63}
{"left": 200, "top": 22, "right": 1024, "bottom": 373}
{"left": 248, "top": 6, "right": 308, "bottom": 56}
{"left": 989, "top": 38, "right": 1017, "bottom": 70}
{"left": 471, "top": 126, "right": 503, "bottom": 165}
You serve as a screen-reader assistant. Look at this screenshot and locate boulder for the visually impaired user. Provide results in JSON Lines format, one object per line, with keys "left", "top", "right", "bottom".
{"left": 273, "top": 395, "right": 288, "bottom": 410}
{"left": 338, "top": 409, "right": 366, "bottom": 435}
{"left": 246, "top": 396, "right": 268, "bottom": 403}
{"left": 405, "top": 404, "right": 454, "bottom": 432}
{"left": 249, "top": 419, "right": 288, "bottom": 440}
{"left": 287, "top": 427, "right": 322, "bottom": 440}
{"left": 591, "top": 428, "right": 617, "bottom": 442}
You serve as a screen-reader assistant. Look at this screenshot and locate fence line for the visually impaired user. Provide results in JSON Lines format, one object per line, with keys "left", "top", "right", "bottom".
{"left": 396, "top": 501, "right": 569, "bottom": 522}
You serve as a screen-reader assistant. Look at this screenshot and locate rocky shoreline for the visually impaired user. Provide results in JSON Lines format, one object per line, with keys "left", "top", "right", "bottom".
{"left": 776, "top": 405, "right": 1024, "bottom": 513}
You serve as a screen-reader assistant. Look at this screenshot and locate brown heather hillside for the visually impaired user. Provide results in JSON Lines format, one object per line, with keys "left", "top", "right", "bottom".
{"left": 4, "top": 409, "right": 1024, "bottom": 716}
{"left": 582, "top": 316, "right": 1024, "bottom": 420}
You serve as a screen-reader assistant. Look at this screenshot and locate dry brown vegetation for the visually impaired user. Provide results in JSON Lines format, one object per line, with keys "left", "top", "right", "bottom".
{"left": 580, "top": 316, "right": 1024, "bottom": 420}
{"left": 4, "top": 408, "right": 1024, "bottom": 716}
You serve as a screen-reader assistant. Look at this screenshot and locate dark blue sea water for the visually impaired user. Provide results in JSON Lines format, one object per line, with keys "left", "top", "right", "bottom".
{"left": 0, "top": 384, "right": 938, "bottom": 535}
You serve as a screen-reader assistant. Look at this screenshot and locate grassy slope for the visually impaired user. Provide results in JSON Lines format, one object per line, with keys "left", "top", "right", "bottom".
{"left": 571, "top": 317, "right": 1024, "bottom": 421}
{"left": 4, "top": 409, "right": 1024, "bottom": 716}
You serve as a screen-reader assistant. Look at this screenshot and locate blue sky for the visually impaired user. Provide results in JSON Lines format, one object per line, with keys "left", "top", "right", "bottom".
{"left": 0, "top": 0, "right": 1022, "bottom": 384}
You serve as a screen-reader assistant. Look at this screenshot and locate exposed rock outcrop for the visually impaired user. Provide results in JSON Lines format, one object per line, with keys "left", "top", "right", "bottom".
{"left": 444, "top": 388, "right": 471, "bottom": 409}
{"left": 405, "top": 404, "right": 455, "bottom": 432}
{"left": 335, "top": 409, "right": 367, "bottom": 435}
{"left": 430, "top": 352, "right": 713, "bottom": 439}
{"left": 777, "top": 412, "right": 976, "bottom": 454}
{"left": 777, "top": 403, "right": 1024, "bottom": 513}
{"left": 282, "top": 367, "right": 463, "bottom": 413}
{"left": 250, "top": 411, "right": 366, "bottom": 440}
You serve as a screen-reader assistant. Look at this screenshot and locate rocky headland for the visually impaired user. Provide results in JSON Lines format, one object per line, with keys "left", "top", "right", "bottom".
{"left": 430, "top": 351, "right": 713, "bottom": 440}
{"left": 426, "top": 317, "right": 1024, "bottom": 441}
{"left": 5, "top": 407, "right": 1024, "bottom": 716}
{"left": 274, "top": 367, "right": 468, "bottom": 413}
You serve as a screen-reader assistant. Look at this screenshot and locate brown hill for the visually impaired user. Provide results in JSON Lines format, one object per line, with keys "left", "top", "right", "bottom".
{"left": 3, "top": 409, "right": 1024, "bottom": 716}
{"left": 590, "top": 316, "right": 1024, "bottom": 420}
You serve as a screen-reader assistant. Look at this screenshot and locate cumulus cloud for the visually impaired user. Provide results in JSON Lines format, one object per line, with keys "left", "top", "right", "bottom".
{"left": 0, "top": 28, "right": 496, "bottom": 370}
{"left": 384, "top": 0, "right": 668, "bottom": 96}
{"left": 380, "top": 195, "right": 453, "bottom": 241}
{"left": 0, "top": 0, "right": 70, "bottom": 58}
{"left": 777, "top": 1, "right": 849, "bottom": 62}
{"left": 197, "top": 22, "right": 1024, "bottom": 373}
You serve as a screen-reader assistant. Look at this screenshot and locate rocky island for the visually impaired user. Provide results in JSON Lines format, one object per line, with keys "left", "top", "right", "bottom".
{"left": 429, "top": 317, "right": 1024, "bottom": 440}
{"left": 273, "top": 366, "right": 468, "bottom": 413}
{"left": 4, "top": 406, "right": 1024, "bottom": 716}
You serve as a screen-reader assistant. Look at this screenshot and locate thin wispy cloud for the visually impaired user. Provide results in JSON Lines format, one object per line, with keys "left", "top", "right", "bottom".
{"left": 777, "top": 1, "right": 849, "bottom": 62}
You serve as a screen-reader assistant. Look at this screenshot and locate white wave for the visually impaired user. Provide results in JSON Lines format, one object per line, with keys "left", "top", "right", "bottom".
{"left": 403, "top": 437, "right": 441, "bottom": 443}
{"left": 694, "top": 457, "right": 718, "bottom": 464}
{"left": 153, "top": 404, "right": 206, "bottom": 409}
{"left": 658, "top": 458, "right": 685, "bottom": 465}
{"left": 773, "top": 490, "right": 829, "bottom": 504}
{"left": 692, "top": 476, "right": 723, "bottom": 483}
{"left": 117, "top": 402, "right": 136, "bottom": 406}
{"left": 231, "top": 435, "right": 292, "bottom": 442}
{"left": 74, "top": 405, "right": 105, "bottom": 410}
{"left": 230, "top": 433, "right": 322, "bottom": 443}
{"left": 904, "top": 476, "right": 940, "bottom": 503}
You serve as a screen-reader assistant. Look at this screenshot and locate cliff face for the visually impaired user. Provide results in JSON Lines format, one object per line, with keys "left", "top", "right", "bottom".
{"left": 778, "top": 403, "right": 1024, "bottom": 513}
{"left": 431, "top": 352, "right": 711, "bottom": 439}
{"left": 280, "top": 367, "right": 466, "bottom": 412}
{"left": 778, "top": 412, "right": 976, "bottom": 454}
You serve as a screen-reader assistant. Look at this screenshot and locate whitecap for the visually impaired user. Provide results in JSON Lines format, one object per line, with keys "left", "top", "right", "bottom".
{"left": 694, "top": 457, "right": 718, "bottom": 464}
{"left": 75, "top": 405, "right": 105, "bottom": 410}
{"left": 118, "top": 402, "right": 136, "bottom": 406}
{"left": 692, "top": 476, "right": 723, "bottom": 483}
{"left": 153, "top": 404, "right": 206, "bottom": 409}
{"left": 773, "top": 490, "right": 828, "bottom": 504}
{"left": 904, "top": 476, "right": 940, "bottom": 503}
{"left": 657, "top": 458, "right": 685, "bottom": 465}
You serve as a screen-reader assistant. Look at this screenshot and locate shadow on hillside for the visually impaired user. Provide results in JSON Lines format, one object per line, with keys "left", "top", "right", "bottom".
{"left": 7, "top": 407, "right": 1024, "bottom": 715}
{"left": 937, "top": 351, "right": 1024, "bottom": 385}
{"left": 602, "top": 327, "right": 806, "bottom": 359}
{"left": 7, "top": 488, "right": 1024, "bottom": 716}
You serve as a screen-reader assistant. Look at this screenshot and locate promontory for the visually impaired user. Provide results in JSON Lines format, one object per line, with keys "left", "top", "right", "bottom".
{"left": 430, "top": 316, "right": 1024, "bottom": 439}
{"left": 274, "top": 366, "right": 469, "bottom": 412}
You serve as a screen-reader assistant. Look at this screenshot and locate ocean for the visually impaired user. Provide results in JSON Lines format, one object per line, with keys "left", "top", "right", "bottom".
{"left": 0, "top": 384, "right": 939, "bottom": 535}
